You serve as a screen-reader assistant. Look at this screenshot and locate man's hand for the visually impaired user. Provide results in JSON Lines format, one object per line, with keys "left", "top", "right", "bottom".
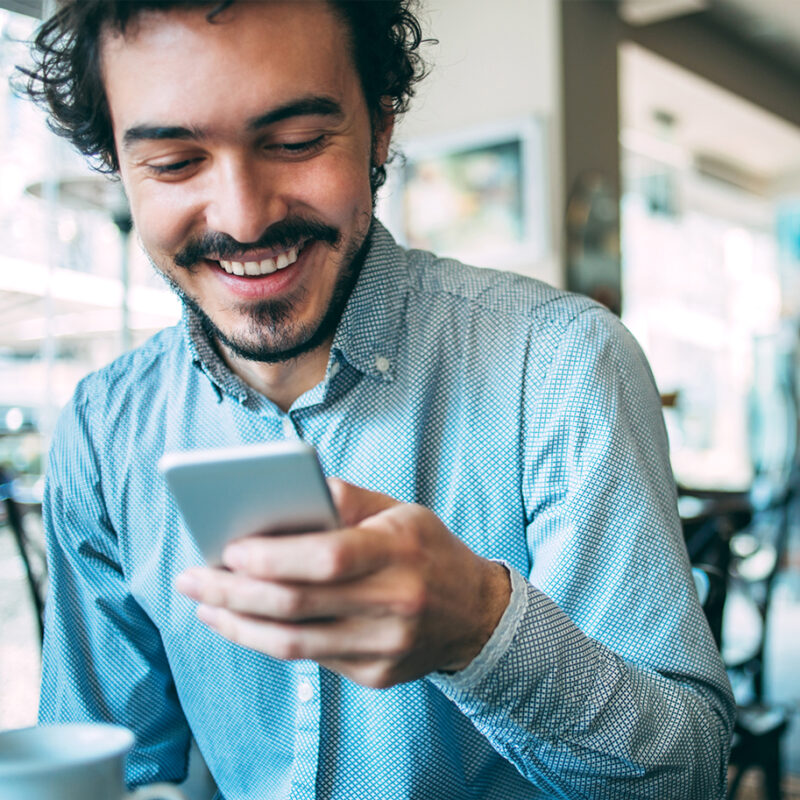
{"left": 175, "top": 479, "right": 511, "bottom": 688}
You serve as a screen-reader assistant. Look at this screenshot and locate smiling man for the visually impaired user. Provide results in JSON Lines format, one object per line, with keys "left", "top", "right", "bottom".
{"left": 21, "top": 2, "right": 733, "bottom": 799}
{"left": 105, "top": 1, "right": 395, "bottom": 408}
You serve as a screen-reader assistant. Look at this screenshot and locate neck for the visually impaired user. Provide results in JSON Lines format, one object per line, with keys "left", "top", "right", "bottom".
{"left": 220, "top": 338, "right": 333, "bottom": 413}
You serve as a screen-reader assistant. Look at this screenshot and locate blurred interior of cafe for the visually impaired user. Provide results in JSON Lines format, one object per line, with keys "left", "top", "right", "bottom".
{"left": 1, "top": 0, "right": 799, "bottom": 797}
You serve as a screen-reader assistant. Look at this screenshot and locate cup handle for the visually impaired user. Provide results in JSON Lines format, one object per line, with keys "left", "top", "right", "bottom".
{"left": 127, "top": 784, "right": 188, "bottom": 800}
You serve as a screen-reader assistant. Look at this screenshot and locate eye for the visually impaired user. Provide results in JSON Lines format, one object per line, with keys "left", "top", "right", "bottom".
{"left": 148, "top": 158, "right": 200, "bottom": 175}
{"left": 268, "top": 135, "right": 326, "bottom": 157}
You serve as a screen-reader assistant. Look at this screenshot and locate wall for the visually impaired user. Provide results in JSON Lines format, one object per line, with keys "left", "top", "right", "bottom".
{"left": 387, "top": 0, "right": 564, "bottom": 288}
{"left": 560, "top": 2, "right": 800, "bottom": 305}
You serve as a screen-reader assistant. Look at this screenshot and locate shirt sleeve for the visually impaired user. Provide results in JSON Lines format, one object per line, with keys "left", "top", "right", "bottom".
{"left": 430, "top": 306, "right": 735, "bottom": 799}
{"left": 38, "top": 382, "right": 191, "bottom": 788}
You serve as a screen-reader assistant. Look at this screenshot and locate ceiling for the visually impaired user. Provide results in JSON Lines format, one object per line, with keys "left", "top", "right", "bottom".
{"left": 618, "top": 0, "right": 800, "bottom": 194}
{"left": 0, "top": 0, "right": 40, "bottom": 18}
{"left": 707, "top": 0, "right": 800, "bottom": 76}
{"left": 621, "top": 0, "right": 800, "bottom": 77}
{"left": 6, "top": 0, "right": 799, "bottom": 77}
{"left": 620, "top": 41, "right": 800, "bottom": 193}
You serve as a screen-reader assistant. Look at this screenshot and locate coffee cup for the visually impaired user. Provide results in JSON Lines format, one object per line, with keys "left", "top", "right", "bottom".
{"left": 0, "top": 723, "right": 187, "bottom": 800}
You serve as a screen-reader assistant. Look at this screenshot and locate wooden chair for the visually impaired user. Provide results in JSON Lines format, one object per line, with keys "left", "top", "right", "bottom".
{"left": 680, "top": 482, "right": 794, "bottom": 800}
{"left": 0, "top": 474, "right": 47, "bottom": 645}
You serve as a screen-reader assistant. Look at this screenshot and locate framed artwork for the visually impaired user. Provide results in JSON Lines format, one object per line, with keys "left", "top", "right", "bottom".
{"left": 377, "top": 117, "right": 548, "bottom": 272}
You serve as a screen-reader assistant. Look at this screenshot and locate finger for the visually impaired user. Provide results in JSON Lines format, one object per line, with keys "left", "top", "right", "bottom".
{"left": 177, "top": 567, "right": 329, "bottom": 619}
{"left": 177, "top": 565, "right": 418, "bottom": 620}
{"left": 222, "top": 523, "right": 408, "bottom": 582}
{"left": 318, "top": 657, "right": 401, "bottom": 690}
{"left": 327, "top": 477, "right": 399, "bottom": 527}
{"left": 195, "top": 606, "right": 414, "bottom": 661}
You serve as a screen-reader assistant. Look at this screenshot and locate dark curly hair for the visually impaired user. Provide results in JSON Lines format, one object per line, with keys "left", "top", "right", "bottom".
{"left": 17, "top": 0, "right": 431, "bottom": 191}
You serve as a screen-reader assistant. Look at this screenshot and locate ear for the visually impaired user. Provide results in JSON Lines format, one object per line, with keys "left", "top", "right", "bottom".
{"left": 372, "top": 98, "right": 395, "bottom": 167}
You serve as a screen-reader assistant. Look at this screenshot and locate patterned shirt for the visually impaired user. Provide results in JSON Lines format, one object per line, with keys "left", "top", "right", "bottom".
{"left": 40, "top": 221, "right": 734, "bottom": 799}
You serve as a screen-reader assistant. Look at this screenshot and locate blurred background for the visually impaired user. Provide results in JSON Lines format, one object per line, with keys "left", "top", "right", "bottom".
{"left": 1, "top": 1, "right": 799, "bottom": 797}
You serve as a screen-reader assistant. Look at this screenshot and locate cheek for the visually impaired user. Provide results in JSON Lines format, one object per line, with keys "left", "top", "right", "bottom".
{"left": 130, "top": 188, "right": 197, "bottom": 259}
{"left": 293, "top": 152, "right": 373, "bottom": 222}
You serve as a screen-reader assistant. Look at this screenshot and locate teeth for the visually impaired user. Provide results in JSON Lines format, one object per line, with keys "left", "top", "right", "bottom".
{"left": 218, "top": 245, "right": 302, "bottom": 277}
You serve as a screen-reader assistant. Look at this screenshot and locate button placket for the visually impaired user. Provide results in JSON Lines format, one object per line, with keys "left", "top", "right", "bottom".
{"left": 282, "top": 416, "right": 297, "bottom": 438}
{"left": 289, "top": 664, "right": 321, "bottom": 799}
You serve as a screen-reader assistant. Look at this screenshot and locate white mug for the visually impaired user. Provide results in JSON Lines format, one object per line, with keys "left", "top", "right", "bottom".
{"left": 0, "top": 723, "right": 187, "bottom": 800}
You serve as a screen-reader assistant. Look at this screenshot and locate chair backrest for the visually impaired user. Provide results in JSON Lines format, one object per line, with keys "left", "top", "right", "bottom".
{"left": 692, "top": 564, "right": 726, "bottom": 649}
{"left": 2, "top": 493, "right": 46, "bottom": 644}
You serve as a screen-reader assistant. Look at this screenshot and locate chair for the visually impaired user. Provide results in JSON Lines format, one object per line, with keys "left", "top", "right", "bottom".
{"left": 0, "top": 473, "right": 47, "bottom": 645}
{"left": 680, "top": 327, "right": 800, "bottom": 799}
{"left": 680, "top": 486, "right": 749, "bottom": 649}
{"left": 679, "top": 479, "right": 795, "bottom": 800}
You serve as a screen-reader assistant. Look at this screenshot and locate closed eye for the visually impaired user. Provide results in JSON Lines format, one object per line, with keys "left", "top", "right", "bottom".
{"left": 270, "top": 135, "right": 326, "bottom": 156}
{"left": 147, "top": 158, "right": 202, "bottom": 176}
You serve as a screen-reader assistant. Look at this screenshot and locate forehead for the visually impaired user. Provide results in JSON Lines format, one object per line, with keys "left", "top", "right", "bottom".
{"left": 100, "top": 1, "right": 359, "bottom": 133}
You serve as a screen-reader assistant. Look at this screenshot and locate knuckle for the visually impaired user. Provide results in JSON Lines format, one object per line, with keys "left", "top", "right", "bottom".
{"left": 385, "top": 620, "right": 416, "bottom": 657}
{"left": 271, "top": 628, "right": 303, "bottom": 660}
{"left": 248, "top": 549, "right": 273, "bottom": 578}
{"left": 364, "top": 663, "right": 396, "bottom": 690}
{"left": 316, "top": 542, "right": 349, "bottom": 579}
{"left": 208, "top": 577, "right": 234, "bottom": 609}
{"left": 274, "top": 586, "right": 305, "bottom": 619}
{"left": 398, "top": 576, "right": 427, "bottom": 617}
{"left": 214, "top": 609, "right": 238, "bottom": 640}
{"left": 397, "top": 515, "right": 425, "bottom": 559}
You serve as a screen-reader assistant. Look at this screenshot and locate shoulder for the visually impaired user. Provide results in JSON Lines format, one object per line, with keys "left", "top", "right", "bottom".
{"left": 404, "top": 247, "right": 598, "bottom": 328}
{"left": 57, "top": 325, "right": 186, "bottom": 439}
{"left": 401, "top": 247, "right": 632, "bottom": 357}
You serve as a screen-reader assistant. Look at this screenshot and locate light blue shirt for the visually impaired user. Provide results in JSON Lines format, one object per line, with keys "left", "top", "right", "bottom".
{"left": 40, "top": 221, "right": 734, "bottom": 799}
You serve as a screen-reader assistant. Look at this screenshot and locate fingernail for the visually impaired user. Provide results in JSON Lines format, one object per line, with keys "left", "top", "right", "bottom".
{"left": 175, "top": 572, "right": 199, "bottom": 596}
{"left": 223, "top": 544, "right": 245, "bottom": 570}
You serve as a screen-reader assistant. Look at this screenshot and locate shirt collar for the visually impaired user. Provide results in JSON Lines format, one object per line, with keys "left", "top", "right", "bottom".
{"left": 181, "top": 218, "right": 410, "bottom": 397}
{"left": 182, "top": 309, "right": 249, "bottom": 402}
{"left": 330, "top": 219, "right": 409, "bottom": 382}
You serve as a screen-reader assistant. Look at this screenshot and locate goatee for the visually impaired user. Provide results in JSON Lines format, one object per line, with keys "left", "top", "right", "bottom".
{"left": 157, "top": 217, "right": 373, "bottom": 364}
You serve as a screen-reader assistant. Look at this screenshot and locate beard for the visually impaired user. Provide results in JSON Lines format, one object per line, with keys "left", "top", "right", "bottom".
{"left": 155, "top": 215, "right": 373, "bottom": 364}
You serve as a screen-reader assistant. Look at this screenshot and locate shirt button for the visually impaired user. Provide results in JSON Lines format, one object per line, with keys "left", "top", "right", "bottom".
{"left": 297, "top": 680, "right": 314, "bottom": 703}
{"left": 282, "top": 417, "right": 295, "bottom": 438}
{"left": 375, "top": 355, "right": 390, "bottom": 374}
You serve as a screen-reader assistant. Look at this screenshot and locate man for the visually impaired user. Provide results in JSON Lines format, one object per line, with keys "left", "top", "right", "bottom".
{"left": 21, "top": 1, "right": 733, "bottom": 798}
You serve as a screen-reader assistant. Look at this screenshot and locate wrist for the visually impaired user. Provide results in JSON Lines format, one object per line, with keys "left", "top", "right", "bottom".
{"left": 444, "top": 559, "right": 511, "bottom": 672}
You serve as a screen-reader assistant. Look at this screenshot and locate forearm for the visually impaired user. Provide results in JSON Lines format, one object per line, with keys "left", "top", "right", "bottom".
{"left": 41, "top": 389, "right": 192, "bottom": 787}
{"left": 430, "top": 570, "right": 734, "bottom": 800}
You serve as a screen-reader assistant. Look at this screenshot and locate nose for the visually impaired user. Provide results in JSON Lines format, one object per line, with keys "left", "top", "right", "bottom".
{"left": 203, "top": 156, "right": 288, "bottom": 245}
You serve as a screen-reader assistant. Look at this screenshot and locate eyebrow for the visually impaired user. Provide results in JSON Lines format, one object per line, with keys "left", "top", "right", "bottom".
{"left": 122, "top": 95, "right": 344, "bottom": 150}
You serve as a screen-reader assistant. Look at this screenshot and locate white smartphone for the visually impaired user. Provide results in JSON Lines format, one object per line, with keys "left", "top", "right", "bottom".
{"left": 158, "top": 440, "right": 339, "bottom": 564}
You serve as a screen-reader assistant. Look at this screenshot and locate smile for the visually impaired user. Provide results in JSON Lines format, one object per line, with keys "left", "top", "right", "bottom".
{"left": 218, "top": 244, "right": 301, "bottom": 276}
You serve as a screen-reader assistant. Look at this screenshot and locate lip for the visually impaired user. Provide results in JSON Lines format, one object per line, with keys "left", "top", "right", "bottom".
{"left": 206, "top": 241, "right": 314, "bottom": 300}
{"left": 209, "top": 238, "right": 310, "bottom": 264}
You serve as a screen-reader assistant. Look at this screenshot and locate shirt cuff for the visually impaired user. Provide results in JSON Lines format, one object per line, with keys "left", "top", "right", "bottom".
{"left": 428, "top": 561, "right": 528, "bottom": 692}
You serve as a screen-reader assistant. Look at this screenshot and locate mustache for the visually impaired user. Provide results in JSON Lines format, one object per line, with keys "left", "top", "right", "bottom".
{"left": 174, "top": 217, "right": 341, "bottom": 268}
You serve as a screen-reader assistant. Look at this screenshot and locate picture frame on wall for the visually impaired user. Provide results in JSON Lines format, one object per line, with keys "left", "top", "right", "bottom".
{"left": 377, "top": 117, "right": 549, "bottom": 275}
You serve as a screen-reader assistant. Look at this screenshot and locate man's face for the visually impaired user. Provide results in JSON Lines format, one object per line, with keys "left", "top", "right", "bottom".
{"left": 101, "top": 1, "right": 392, "bottom": 362}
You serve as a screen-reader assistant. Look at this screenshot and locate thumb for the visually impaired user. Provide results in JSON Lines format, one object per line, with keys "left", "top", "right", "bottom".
{"left": 327, "top": 477, "right": 398, "bottom": 527}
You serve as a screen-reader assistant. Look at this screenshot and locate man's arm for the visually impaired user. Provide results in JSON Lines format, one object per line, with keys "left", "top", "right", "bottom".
{"left": 427, "top": 307, "right": 735, "bottom": 798}
{"left": 40, "top": 386, "right": 191, "bottom": 788}
{"left": 176, "top": 307, "right": 734, "bottom": 798}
